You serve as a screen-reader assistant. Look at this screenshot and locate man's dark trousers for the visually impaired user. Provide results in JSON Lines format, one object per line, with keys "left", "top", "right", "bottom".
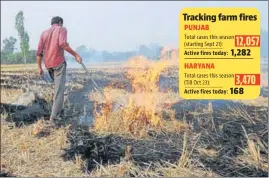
{"left": 48, "top": 61, "right": 67, "bottom": 121}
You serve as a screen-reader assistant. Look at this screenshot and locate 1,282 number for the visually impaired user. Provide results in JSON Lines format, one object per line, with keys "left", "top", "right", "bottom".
{"left": 231, "top": 49, "right": 251, "bottom": 57}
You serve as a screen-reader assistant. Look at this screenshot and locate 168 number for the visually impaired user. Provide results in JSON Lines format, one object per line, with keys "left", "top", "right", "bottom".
{"left": 230, "top": 87, "right": 244, "bottom": 94}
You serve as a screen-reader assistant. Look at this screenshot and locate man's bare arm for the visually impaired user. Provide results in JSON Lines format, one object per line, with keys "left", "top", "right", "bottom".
{"left": 37, "top": 56, "right": 42, "bottom": 70}
{"left": 59, "top": 28, "right": 82, "bottom": 63}
{"left": 63, "top": 45, "right": 82, "bottom": 64}
{"left": 36, "top": 34, "right": 44, "bottom": 75}
{"left": 63, "top": 45, "right": 79, "bottom": 57}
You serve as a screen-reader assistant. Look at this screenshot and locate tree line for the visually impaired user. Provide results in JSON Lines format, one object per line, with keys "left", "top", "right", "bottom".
{"left": 1, "top": 11, "right": 36, "bottom": 64}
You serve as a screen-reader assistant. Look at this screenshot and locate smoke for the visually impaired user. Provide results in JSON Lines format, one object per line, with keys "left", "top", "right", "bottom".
{"left": 65, "top": 59, "right": 125, "bottom": 69}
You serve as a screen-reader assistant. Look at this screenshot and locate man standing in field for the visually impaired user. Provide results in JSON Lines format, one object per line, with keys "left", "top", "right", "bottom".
{"left": 36, "top": 16, "right": 82, "bottom": 128}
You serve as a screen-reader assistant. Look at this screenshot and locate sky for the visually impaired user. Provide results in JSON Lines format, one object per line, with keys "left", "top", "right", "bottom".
{"left": 1, "top": 1, "right": 268, "bottom": 52}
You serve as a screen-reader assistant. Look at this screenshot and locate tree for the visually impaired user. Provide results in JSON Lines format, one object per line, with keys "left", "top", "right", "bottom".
{"left": 15, "top": 11, "right": 30, "bottom": 64}
{"left": 2, "top": 37, "right": 17, "bottom": 54}
{"left": 1, "top": 37, "right": 17, "bottom": 64}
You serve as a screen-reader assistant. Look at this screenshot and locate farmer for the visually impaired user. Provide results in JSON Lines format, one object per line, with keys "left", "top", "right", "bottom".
{"left": 36, "top": 16, "right": 82, "bottom": 128}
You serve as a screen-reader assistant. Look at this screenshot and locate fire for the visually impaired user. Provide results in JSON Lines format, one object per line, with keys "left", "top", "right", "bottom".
{"left": 32, "top": 119, "right": 47, "bottom": 136}
{"left": 94, "top": 97, "right": 161, "bottom": 137}
{"left": 93, "top": 56, "right": 185, "bottom": 137}
{"left": 126, "top": 56, "right": 167, "bottom": 93}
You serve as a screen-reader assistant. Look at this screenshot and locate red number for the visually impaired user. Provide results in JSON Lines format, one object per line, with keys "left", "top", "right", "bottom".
{"left": 235, "top": 74, "right": 260, "bottom": 85}
{"left": 235, "top": 35, "right": 260, "bottom": 47}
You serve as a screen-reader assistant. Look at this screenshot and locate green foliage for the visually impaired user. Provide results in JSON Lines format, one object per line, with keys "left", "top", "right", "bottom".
{"left": 22, "top": 32, "right": 30, "bottom": 63}
{"left": 1, "top": 50, "right": 36, "bottom": 64}
{"left": 1, "top": 52, "right": 22, "bottom": 64}
{"left": 2, "top": 37, "right": 17, "bottom": 54}
{"left": 1, "top": 10, "right": 31, "bottom": 64}
{"left": 15, "top": 11, "right": 25, "bottom": 35}
{"left": 15, "top": 10, "right": 30, "bottom": 63}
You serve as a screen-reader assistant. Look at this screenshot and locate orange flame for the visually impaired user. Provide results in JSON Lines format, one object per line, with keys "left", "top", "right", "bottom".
{"left": 93, "top": 56, "right": 176, "bottom": 137}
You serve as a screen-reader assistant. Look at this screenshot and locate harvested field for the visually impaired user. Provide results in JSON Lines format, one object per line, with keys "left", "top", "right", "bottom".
{"left": 1, "top": 61, "right": 268, "bottom": 177}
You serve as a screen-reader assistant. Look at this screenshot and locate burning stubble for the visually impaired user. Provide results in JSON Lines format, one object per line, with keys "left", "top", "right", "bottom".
{"left": 92, "top": 56, "right": 186, "bottom": 137}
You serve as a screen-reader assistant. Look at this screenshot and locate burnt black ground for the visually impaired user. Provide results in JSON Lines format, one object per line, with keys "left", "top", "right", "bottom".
{"left": 1, "top": 68, "right": 268, "bottom": 177}
{"left": 0, "top": 172, "right": 15, "bottom": 177}
{"left": 62, "top": 100, "right": 268, "bottom": 177}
